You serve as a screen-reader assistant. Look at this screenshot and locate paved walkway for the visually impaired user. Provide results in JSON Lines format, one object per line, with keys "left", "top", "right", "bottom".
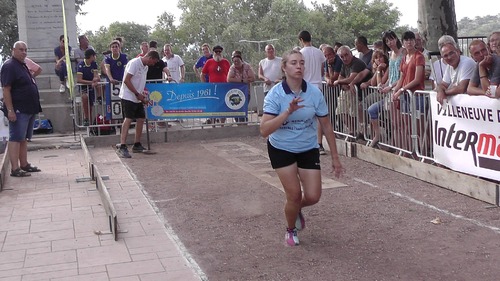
{"left": 0, "top": 137, "right": 203, "bottom": 280}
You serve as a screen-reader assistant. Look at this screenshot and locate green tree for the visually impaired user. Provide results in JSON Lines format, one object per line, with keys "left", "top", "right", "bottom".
{"left": 0, "top": 0, "right": 18, "bottom": 60}
{"left": 87, "top": 22, "right": 150, "bottom": 66}
{"left": 329, "top": 0, "right": 400, "bottom": 46}
{"left": 150, "top": 12, "right": 179, "bottom": 51}
{"left": 458, "top": 14, "right": 500, "bottom": 37}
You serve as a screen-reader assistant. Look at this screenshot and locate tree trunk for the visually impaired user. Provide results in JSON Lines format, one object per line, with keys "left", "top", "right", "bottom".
{"left": 417, "top": 0, "right": 457, "bottom": 52}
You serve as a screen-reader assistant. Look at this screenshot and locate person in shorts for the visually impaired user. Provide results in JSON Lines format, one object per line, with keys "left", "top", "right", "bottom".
{"left": 116, "top": 50, "right": 160, "bottom": 158}
{"left": 260, "top": 49, "right": 344, "bottom": 246}
{"left": 1, "top": 41, "right": 42, "bottom": 177}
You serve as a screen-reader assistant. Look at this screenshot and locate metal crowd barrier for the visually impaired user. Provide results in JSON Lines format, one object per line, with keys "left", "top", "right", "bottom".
{"left": 322, "top": 83, "right": 435, "bottom": 161}
{"left": 73, "top": 80, "right": 263, "bottom": 136}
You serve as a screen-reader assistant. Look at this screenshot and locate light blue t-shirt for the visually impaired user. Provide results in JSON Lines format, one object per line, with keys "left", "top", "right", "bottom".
{"left": 263, "top": 79, "right": 329, "bottom": 153}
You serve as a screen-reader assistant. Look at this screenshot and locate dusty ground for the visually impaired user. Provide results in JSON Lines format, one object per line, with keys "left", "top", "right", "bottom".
{"left": 120, "top": 136, "right": 500, "bottom": 281}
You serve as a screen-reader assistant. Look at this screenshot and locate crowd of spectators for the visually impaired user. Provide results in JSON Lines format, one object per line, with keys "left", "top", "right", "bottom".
{"left": 51, "top": 29, "right": 499, "bottom": 149}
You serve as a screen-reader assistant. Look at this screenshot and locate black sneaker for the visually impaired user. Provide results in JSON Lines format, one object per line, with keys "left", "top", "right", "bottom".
{"left": 117, "top": 146, "right": 132, "bottom": 158}
{"left": 132, "top": 143, "right": 146, "bottom": 153}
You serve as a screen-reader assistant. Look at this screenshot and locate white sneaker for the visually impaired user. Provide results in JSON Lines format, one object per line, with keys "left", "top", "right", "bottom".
{"left": 59, "top": 84, "right": 66, "bottom": 93}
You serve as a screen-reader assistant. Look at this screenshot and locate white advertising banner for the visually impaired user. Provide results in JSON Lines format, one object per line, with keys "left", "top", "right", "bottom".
{"left": 429, "top": 92, "right": 500, "bottom": 181}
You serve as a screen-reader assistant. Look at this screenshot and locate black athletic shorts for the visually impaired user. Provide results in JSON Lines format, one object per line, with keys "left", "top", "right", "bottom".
{"left": 267, "top": 140, "right": 320, "bottom": 170}
{"left": 121, "top": 99, "right": 145, "bottom": 119}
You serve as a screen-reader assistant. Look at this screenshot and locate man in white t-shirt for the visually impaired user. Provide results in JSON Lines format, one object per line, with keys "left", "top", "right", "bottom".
{"left": 298, "top": 30, "right": 325, "bottom": 89}
{"left": 298, "top": 30, "right": 327, "bottom": 154}
{"left": 436, "top": 36, "right": 476, "bottom": 104}
{"left": 162, "top": 44, "right": 185, "bottom": 83}
{"left": 116, "top": 51, "right": 160, "bottom": 158}
{"left": 258, "top": 44, "right": 282, "bottom": 95}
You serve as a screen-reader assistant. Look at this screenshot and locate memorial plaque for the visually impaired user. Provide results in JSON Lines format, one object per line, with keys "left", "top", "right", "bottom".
{"left": 16, "top": 0, "right": 77, "bottom": 59}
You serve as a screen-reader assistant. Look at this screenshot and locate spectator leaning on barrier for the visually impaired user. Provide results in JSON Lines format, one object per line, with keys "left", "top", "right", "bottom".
{"left": 116, "top": 51, "right": 160, "bottom": 159}
{"left": 466, "top": 39, "right": 500, "bottom": 98}
{"left": 104, "top": 40, "right": 128, "bottom": 85}
{"left": 360, "top": 49, "right": 389, "bottom": 89}
{"left": 76, "top": 49, "right": 100, "bottom": 126}
{"left": 201, "top": 45, "right": 231, "bottom": 125}
{"left": 391, "top": 31, "right": 426, "bottom": 151}
{"left": 228, "top": 50, "right": 255, "bottom": 123}
{"left": 436, "top": 35, "right": 476, "bottom": 105}
{"left": 227, "top": 50, "right": 255, "bottom": 84}
{"left": 322, "top": 45, "right": 342, "bottom": 86}
{"left": 201, "top": 45, "right": 230, "bottom": 83}
{"left": 1, "top": 41, "right": 42, "bottom": 177}
{"left": 367, "top": 30, "right": 405, "bottom": 148}
{"left": 334, "top": 45, "right": 371, "bottom": 141}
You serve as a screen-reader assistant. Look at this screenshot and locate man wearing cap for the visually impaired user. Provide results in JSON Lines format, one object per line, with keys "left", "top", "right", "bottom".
{"left": 76, "top": 48, "right": 100, "bottom": 126}
{"left": 201, "top": 45, "right": 230, "bottom": 83}
{"left": 201, "top": 45, "right": 231, "bottom": 124}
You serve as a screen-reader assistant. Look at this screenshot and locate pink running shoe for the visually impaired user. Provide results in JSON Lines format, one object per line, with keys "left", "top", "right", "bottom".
{"left": 295, "top": 211, "right": 305, "bottom": 231}
{"left": 285, "top": 228, "right": 299, "bottom": 246}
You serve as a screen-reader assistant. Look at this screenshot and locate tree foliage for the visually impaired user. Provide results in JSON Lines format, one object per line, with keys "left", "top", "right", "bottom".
{"left": 457, "top": 14, "right": 500, "bottom": 37}
{"left": 0, "top": 0, "right": 18, "bottom": 60}
{"left": 86, "top": 22, "right": 150, "bottom": 64}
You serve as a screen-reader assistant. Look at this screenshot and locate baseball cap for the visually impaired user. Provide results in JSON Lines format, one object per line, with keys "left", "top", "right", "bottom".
{"left": 213, "top": 45, "right": 223, "bottom": 52}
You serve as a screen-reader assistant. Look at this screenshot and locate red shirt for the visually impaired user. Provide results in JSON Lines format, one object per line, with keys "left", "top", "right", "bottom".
{"left": 202, "top": 58, "right": 230, "bottom": 82}
{"left": 400, "top": 51, "right": 425, "bottom": 91}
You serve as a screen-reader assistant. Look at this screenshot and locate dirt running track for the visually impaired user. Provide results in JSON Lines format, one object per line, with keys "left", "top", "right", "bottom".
{"left": 121, "top": 136, "right": 500, "bottom": 281}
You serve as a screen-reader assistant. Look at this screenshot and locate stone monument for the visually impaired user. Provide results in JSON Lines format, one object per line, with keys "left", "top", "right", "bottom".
{"left": 15, "top": 0, "right": 77, "bottom": 133}
{"left": 16, "top": 0, "right": 77, "bottom": 58}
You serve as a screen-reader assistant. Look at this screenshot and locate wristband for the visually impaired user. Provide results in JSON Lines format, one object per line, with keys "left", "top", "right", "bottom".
{"left": 480, "top": 75, "right": 487, "bottom": 79}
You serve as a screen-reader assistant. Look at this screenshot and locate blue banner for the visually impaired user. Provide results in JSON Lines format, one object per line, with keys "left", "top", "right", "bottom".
{"left": 144, "top": 83, "right": 249, "bottom": 119}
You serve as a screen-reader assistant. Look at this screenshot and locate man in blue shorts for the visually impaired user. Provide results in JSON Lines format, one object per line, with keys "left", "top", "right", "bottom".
{"left": 116, "top": 51, "right": 160, "bottom": 158}
{"left": 1, "top": 41, "right": 42, "bottom": 177}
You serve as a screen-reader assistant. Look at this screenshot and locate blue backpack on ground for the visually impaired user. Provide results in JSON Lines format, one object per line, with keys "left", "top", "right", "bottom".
{"left": 33, "top": 119, "right": 53, "bottom": 134}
